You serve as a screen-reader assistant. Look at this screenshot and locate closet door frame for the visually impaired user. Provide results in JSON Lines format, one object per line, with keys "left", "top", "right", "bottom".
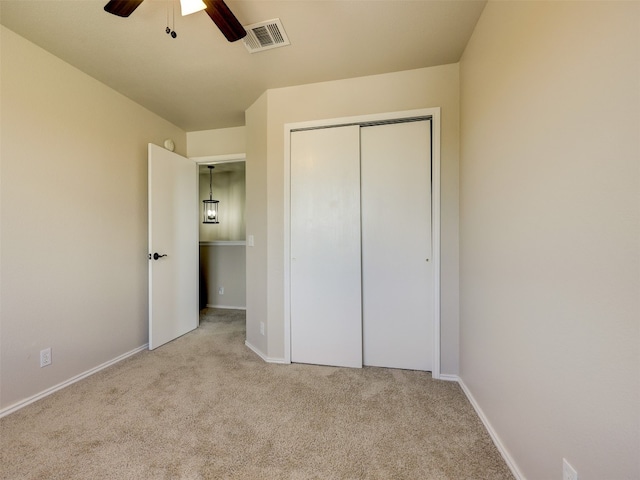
{"left": 283, "top": 108, "right": 442, "bottom": 378}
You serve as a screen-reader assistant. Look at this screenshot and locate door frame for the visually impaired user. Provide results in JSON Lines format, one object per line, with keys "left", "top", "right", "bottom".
{"left": 283, "top": 107, "right": 442, "bottom": 378}
{"left": 191, "top": 153, "right": 246, "bottom": 168}
{"left": 191, "top": 152, "right": 247, "bottom": 308}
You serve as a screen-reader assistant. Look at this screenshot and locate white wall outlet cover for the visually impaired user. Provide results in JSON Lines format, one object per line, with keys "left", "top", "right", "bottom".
{"left": 40, "top": 347, "right": 52, "bottom": 367}
{"left": 163, "top": 139, "right": 175, "bottom": 152}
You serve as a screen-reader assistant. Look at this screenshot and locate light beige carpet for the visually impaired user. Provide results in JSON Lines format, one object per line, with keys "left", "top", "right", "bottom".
{"left": 1, "top": 309, "right": 513, "bottom": 479}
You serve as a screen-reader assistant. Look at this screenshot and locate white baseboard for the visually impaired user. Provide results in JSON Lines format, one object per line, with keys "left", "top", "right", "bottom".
{"left": 0, "top": 344, "right": 148, "bottom": 419}
{"left": 205, "top": 304, "right": 246, "bottom": 310}
{"left": 438, "top": 373, "right": 459, "bottom": 382}
{"left": 457, "top": 378, "right": 525, "bottom": 480}
{"left": 244, "top": 340, "right": 288, "bottom": 364}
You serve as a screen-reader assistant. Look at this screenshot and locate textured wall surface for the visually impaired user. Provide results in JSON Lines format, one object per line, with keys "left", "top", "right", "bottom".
{"left": 0, "top": 26, "right": 186, "bottom": 409}
{"left": 459, "top": 2, "right": 640, "bottom": 478}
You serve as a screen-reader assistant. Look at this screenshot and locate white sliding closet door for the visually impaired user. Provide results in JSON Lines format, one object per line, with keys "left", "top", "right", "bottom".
{"left": 290, "top": 126, "right": 363, "bottom": 368}
{"left": 361, "top": 121, "right": 434, "bottom": 371}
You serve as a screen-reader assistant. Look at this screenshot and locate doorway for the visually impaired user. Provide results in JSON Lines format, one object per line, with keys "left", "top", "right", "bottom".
{"left": 196, "top": 154, "right": 247, "bottom": 312}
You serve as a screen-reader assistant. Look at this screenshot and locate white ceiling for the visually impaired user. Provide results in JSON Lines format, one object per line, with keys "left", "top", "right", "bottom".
{"left": 0, "top": 0, "right": 486, "bottom": 131}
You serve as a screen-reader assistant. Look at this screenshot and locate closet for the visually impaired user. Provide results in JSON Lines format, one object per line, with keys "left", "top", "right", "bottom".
{"left": 290, "top": 118, "right": 434, "bottom": 371}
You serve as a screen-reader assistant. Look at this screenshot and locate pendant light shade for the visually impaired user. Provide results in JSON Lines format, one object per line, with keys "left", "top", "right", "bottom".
{"left": 203, "top": 166, "right": 219, "bottom": 224}
{"left": 180, "top": 0, "right": 206, "bottom": 16}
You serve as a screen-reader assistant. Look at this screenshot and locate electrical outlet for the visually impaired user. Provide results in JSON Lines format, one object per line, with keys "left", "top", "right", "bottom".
{"left": 260, "top": 322, "right": 265, "bottom": 335}
{"left": 218, "top": 286, "right": 224, "bottom": 295}
{"left": 563, "top": 458, "right": 578, "bottom": 480}
{"left": 40, "top": 348, "right": 52, "bottom": 367}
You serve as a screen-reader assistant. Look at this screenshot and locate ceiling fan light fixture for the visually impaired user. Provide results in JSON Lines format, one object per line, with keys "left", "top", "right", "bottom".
{"left": 104, "top": 0, "right": 246, "bottom": 43}
{"left": 180, "top": 0, "right": 206, "bottom": 16}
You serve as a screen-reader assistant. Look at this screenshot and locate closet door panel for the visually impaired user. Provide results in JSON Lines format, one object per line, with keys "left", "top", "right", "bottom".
{"left": 361, "top": 121, "right": 434, "bottom": 371}
{"left": 290, "top": 126, "right": 362, "bottom": 368}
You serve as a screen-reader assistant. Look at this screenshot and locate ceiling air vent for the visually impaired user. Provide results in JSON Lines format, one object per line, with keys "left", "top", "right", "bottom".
{"left": 243, "top": 18, "right": 290, "bottom": 53}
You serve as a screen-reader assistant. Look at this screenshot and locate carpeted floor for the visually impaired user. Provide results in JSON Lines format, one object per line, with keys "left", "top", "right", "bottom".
{"left": 1, "top": 309, "right": 513, "bottom": 479}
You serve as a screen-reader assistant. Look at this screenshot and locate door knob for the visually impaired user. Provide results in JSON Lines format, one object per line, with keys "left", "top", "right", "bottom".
{"left": 149, "top": 253, "right": 168, "bottom": 260}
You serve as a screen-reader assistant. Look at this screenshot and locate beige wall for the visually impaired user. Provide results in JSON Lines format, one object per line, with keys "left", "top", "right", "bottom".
{"left": 187, "top": 126, "right": 245, "bottom": 158}
{"left": 459, "top": 2, "right": 639, "bottom": 479}
{"left": 246, "top": 65, "right": 460, "bottom": 372}
{"left": 199, "top": 168, "right": 246, "bottom": 242}
{"left": 0, "top": 26, "right": 186, "bottom": 409}
{"left": 199, "top": 245, "right": 246, "bottom": 309}
{"left": 245, "top": 94, "right": 269, "bottom": 354}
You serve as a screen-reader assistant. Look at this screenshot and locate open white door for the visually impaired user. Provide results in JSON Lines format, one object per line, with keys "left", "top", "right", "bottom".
{"left": 148, "top": 143, "right": 198, "bottom": 350}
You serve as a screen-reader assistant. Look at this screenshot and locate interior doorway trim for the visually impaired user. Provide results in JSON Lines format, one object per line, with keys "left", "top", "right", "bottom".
{"left": 193, "top": 152, "right": 247, "bottom": 313}
{"left": 283, "top": 108, "right": 442, "bottom": 379}
{"left": 191, "top": 152, "right": 246, "bottom": 165}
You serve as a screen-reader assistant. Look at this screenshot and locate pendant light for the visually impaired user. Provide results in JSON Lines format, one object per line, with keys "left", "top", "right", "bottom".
{"left": 203, "top": 166, "right": 219, "bottom": 224}
{"left": 180, "top": 0, "right": 206, "bottom": 16}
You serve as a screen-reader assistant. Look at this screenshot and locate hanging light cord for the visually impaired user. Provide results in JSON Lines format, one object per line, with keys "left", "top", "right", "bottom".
{"left": 209, "top": 167, "right": 213, "bottom": 200}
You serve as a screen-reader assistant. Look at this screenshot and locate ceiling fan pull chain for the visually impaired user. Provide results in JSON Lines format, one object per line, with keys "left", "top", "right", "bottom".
{"left": 165, "top": 2, "right": 170, "bottom": 34}
{"left": 171, "top": 2, "right": 177, "bottom": 38}
{"left": 165, "top": 1, "right": 177, "bottom": 38}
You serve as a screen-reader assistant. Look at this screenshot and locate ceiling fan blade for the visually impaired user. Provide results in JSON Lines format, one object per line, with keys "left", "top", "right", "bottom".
{"left": 104, "top": 0, "right": 144, "bottom": 17}
{"left": 203, "top": 0, "right": 247, "bottom": 43}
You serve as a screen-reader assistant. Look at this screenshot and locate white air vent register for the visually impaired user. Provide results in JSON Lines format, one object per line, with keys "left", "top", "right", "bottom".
{"left": 243, "top": 18, "right": 290, "bottom": 53}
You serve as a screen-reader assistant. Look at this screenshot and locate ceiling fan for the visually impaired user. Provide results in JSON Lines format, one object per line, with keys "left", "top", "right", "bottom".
{"left": 103, "top": 0, "right": 247, "bottom": 42}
